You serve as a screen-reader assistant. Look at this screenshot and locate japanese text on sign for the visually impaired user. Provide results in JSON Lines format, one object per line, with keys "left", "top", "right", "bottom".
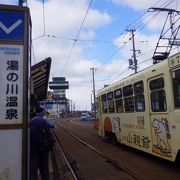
{"left": 0, "top": 45, "right": 23, "bottom": 124}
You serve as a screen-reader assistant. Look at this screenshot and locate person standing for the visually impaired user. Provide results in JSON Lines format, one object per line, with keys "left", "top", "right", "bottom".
{"left": 29, "top": 108, "right": 54, "bottom": 180}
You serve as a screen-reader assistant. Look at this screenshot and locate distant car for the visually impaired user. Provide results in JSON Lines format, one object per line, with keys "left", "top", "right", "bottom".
{"left": 80, "top": 112, "right": 90, "bottom": 121}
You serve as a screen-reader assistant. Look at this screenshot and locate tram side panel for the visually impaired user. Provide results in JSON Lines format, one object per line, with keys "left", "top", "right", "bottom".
{"left": 99, "top": 81, "right": 153, "bottom": 155}
{"left": 98, "top": 52, "right": 180, "bottom": 162}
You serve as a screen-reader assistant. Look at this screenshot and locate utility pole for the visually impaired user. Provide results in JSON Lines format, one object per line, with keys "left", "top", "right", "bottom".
{"left": 70, "top": 100, "right": 72, "bottom": 115}
{"left": 90, "top": 67, "right": 97, "bottom": 118}
{"left": 127, "top": 29, "right": 138, "bottom": 73}
{"left": 91, "top": 94, "right": 93, "bottom": 112}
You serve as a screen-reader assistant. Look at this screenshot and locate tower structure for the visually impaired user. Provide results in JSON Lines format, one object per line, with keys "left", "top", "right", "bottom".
{"left": 48, "top": 77, "right": 69, "bottom": 117}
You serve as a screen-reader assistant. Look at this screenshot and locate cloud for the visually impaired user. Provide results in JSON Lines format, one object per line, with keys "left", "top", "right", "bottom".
{"left": 27, "top": 0, "right": 113, "bottom": 110}
{"left": 29, "top": 0, "right": 111, "bottom": 38}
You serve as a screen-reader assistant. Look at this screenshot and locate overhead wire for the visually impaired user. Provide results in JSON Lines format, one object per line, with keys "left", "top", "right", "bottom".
{"left": 98, "top": 0, "right": 175, "bottom": 85}
{"left": 74, "top": 0, "right": 175, "bottom": 88}
{"left": 61, "top": 0, "right": 93, "bottom": 75}
{"left": 98, "top": 7, "right": 152, "bottom": 61}
{"left": 42, "top": 0, "right": 46, "bottom": 36}
{"left": 96, "top": 9, "right": 156, "bottom": 71}
{"left": 30, "top": 0, "right": 176, "bottom": 89}
{"left": 32, "top": 44, "right": 37, "bottom": 65}
{"left": 45, "top": 34, "right": 113, "bottom": 43}
{"left": 31, "top": 0, "right": 46, "bottom": 62}
{"left": 97, "top": 0, "right": 167, "bottom": 65}
{"left": 136, "top": 0, "right": 174, "bottom": 32}
{"left": 109, "top": 68, "right": 129, "bottom": 84}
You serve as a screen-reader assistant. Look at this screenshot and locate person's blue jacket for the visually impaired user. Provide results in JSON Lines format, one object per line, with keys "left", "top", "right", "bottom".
{"left": 30, "top": 114, "right": 54, "bottom": 155}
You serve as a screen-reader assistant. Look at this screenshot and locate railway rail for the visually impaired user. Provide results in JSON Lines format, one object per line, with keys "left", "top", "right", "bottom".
{"left": 49, "top": 118, "right": 180, "bottom": 180}
{"left": 50, "top": 122, "right": 142, "bottom": 180}
{"left": 51, "top": 128, "right": 79, "bottom": 180}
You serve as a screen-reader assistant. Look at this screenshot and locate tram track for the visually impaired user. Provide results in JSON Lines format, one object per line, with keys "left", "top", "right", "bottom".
{"left": 51, "top": 129, "right": 79, "bottom": 180}
{"left": 52, "top": 123, "right": 142, "bottom": 180}
{"left": 49, "top": 118, "right": 180, "bottom": 180}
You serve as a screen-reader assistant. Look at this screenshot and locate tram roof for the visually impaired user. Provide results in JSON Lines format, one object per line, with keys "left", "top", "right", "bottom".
{"left": 31, "top": 57, "right": 52, "bottom": 101}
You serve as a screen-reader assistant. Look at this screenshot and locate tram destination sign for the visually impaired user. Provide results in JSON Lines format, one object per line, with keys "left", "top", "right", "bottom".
{"left": 0, "top": 44, "right": 23, "bottom": 124}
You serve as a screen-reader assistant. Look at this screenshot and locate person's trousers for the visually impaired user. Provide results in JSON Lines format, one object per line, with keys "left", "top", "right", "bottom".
{"left": 30, "top": 152, "right": 49, "bottom": 180}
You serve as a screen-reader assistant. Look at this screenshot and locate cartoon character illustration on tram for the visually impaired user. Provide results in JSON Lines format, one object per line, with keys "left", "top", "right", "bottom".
{"left": 152, "top": 117, "right": 171, "bottom": 154}
{"left": 112, "top": 116, "right": 121, "bottom": 139}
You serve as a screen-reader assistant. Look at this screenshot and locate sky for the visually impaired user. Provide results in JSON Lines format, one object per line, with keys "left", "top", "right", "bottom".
{"left": 1, "top": 0, "right": 180, "bottom": 111}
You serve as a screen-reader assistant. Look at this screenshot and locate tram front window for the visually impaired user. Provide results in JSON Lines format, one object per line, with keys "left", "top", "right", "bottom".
{"left": 172, "top": 69, "right": 180, "bottom": 108}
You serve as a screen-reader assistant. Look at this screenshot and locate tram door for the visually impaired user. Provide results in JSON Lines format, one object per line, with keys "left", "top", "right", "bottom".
{"left": 148, "top": 76, "right": 172, "bottom": 158}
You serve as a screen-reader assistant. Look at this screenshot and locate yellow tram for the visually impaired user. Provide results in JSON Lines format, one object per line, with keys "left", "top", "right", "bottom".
{"left": 98, "top": 52, "right": 180, "bottom": 162}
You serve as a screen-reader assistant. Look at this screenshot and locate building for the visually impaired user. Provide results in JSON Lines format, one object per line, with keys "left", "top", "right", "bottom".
{"left": 47, "top": 77, "right": 70, "bottom": 117}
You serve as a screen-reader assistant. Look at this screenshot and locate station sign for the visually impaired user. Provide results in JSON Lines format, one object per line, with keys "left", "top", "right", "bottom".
{"left": 0, "top": 4, "right": 31, "bottom": 180}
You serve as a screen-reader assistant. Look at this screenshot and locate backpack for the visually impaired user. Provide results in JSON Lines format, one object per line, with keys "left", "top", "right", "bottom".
{"left": 36, "top": 122, "right": 55, "bottom": 153}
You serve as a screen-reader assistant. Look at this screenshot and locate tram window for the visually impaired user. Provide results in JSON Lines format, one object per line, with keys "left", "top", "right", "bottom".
{"left": 107, "top": 91, "right": 114, "bottom": 113}
{"left": 123, "top": 85, "right": 133, "bottom": 97}
{"left": 107, "top": 91, "right": 113, "bottom": 100}
{"left": 102, "top": 102, "right": 108, "bottom": 113}
{"left": 124, "top": 97, "right": 134, "bottom": 112}
{"left": 134, "top": 81, "right": 144, "bottom": 94}
{"left": 114, "top": 88, "right": 122, "bottom": 99}
{"left": 108, "top": 100, "right": 115, "bottom": 113}
{"left": 101, "top": 94, "right": 107, "bottom": 101}
{"left": 115, "top": 99, "right": 123, "bottom": 113}
{"left": 134, "top": 81, "right": 145, "bottom": 112}
{"left": 101, "top": 94, "right": 108, "bottom": 113}
{"left": 135, "top": 94, "right": 145, "bottom": 112}
{"left": 151, "top": 90, "right": 167, "bottom": 112}
{"left": 172, "top": 69, "right": 180, "bottom": 108}
{"left": 150, "top": 77, "right": 164, "bottom": 90}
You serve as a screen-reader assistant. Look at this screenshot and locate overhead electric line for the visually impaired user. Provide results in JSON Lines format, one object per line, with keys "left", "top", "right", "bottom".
{"left": 99, "top": 0, "right": 174, "bottom": 66}
{"left": 61, "top": 0, "right": 93, "bottom": 75}
{"left": 109, "top": 68, "right": 129, "bottom": 84}
{"left": 46, "top": 34, "right": 113, "bottom": 43}
{"left": 97, "top": 0, "right": 174, "bottom": 80}
{"left": 97, "top": 0, "right": 170, "bottom": 65}
{"left": 89, "top": 0, "right": 176, "bottom": 89}
{"left": 42, "top": 0, "right": 46, "bottom": 36}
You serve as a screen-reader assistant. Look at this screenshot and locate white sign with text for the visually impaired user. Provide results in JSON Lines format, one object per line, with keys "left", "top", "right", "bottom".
{"left": 0, "top": 44, "right": 23, "bottom": 124}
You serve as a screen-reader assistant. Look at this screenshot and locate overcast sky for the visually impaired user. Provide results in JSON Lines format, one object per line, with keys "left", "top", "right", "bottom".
{"left": 1, "top": 0, "right": 180, "bottom": 111}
